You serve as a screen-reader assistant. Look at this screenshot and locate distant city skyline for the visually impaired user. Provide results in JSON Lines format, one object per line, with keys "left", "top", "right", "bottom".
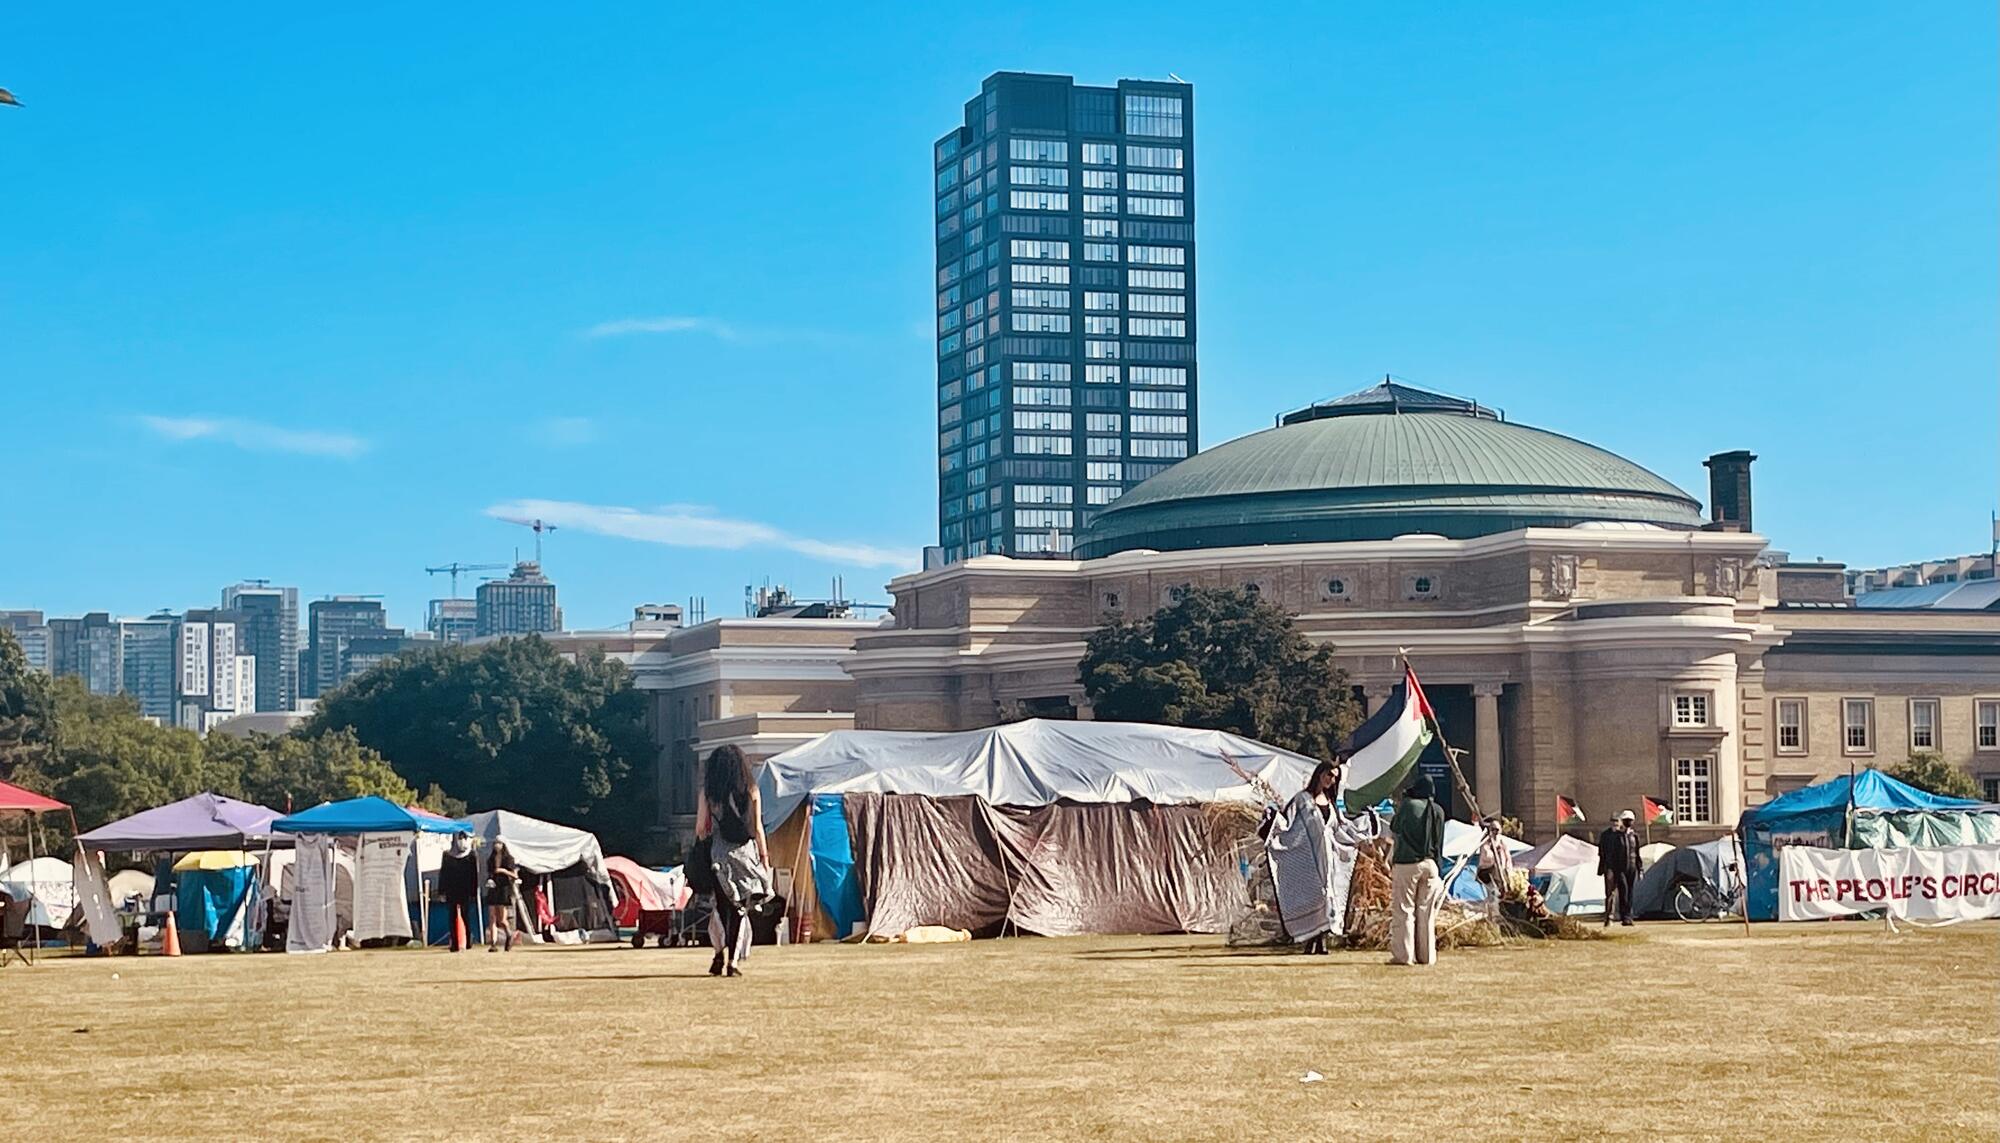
{"left": 3, "top": 7, "right": 1994, "bottom": 626}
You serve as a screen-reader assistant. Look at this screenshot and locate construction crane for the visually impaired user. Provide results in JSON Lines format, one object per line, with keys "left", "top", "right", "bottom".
{"left": 424, "top": 562, "right": 509, "bottom": 598}
{"left": 497, "top": 517, "right": 559, "bottom": 564}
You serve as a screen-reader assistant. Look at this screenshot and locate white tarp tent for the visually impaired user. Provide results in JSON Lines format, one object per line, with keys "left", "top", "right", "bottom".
{"left": 1515, "top": 835, "right": 1605, "bottom": 916}
{"left": 760, "top": 719, "right": 1324, "bottom": 831}
{"left": 1514, "top": 834, "right": 1600, "bottom": 873}
{"left": 465, "top": 810, "right": 610, "bottom": 883}
{"left": 0, "top": 856, "right": 79, "bottom": 929}
{"left": 1442, "top": 819, "right": 1532, "bottom": 861}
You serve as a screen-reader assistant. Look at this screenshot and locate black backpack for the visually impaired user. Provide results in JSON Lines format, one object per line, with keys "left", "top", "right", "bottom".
{"left": 683, "top": 836, "right": 719, "bottom": 896}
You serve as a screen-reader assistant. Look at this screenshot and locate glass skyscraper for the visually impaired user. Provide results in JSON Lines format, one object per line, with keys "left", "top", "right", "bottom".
{"left": 935, "top": 72, "right": 1196, "bottom": 563}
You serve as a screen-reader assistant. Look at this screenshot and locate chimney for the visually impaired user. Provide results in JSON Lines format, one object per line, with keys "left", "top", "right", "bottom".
{"left": 1703, "top": 450, "right": 1756, "bottom": 532}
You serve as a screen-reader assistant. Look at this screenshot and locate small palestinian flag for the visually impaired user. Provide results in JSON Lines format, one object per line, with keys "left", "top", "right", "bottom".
{"left": 1556, "top": 794, "right": 1586, "bottom": 825}
{"left": 1643, "top": 795, "right": 1675, "bottom": 826}
{"left": 1342, "top": 663, "right": 1437, "bottom": 806}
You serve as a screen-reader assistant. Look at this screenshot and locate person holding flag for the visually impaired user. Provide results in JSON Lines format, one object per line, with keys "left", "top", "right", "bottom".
{"left": 1597, "top": 810, "right": 1641, "bottom": 926}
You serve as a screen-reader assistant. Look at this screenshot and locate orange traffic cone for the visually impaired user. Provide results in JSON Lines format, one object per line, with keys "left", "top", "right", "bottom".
{"left": 452, "top": 908, "right": 468, "bottom": 952}
{"left": 161, "top": 911, "right": 182, "bottom": 957}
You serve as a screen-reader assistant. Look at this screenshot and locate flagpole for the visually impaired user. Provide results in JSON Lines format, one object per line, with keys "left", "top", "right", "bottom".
{"left": 1401, "top": 654, "right": 1481, "bottom": 821}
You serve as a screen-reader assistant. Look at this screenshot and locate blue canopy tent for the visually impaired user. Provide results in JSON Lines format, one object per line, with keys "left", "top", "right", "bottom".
{"left": 1739, "top": 769, "right": 2000, "bottom": 920}
{"left": 271, "top": 798, "right": 471, "bottom": 950}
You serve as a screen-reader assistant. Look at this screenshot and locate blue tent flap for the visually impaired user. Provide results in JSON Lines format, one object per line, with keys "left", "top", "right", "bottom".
{"left": 176, "top": 867, "right": 258, "bottom": 946}
{"left": 809, "top": 794, "right": 863, "bottom": 939}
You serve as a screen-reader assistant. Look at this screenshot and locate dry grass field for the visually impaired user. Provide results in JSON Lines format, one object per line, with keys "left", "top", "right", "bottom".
{"left": 7, "top": 922, "right": 1996, "bottom": 1141}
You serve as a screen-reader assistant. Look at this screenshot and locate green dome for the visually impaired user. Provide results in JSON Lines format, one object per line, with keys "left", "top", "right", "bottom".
{"left": 1078, "top": 382, "right": 1705, "bottom": 558}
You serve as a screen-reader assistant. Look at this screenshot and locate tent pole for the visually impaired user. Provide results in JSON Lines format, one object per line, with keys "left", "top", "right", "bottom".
{"left": 27, "top": 811, "right": 38, "bottom": 964}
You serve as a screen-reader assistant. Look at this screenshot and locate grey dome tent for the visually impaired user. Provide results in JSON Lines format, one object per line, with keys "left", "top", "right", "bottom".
{"left": 1632, "top": 839, "right": 1742, "bottom": 919}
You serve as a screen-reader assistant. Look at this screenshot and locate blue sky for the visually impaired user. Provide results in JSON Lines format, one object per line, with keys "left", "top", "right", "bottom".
{"left": 2, "top": 5, "right": 1994, "bottom": 630}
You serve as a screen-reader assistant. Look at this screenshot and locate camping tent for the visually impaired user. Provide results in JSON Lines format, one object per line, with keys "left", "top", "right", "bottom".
{"left": 1631, "top": 839, "right": 1743, "bottom": 920}
{"left": 0, "top": 856, "right": 77, "bottom": 930}
{"left": 1739, "top": 769, "right": 2000, "bottom": 921}
{"left": 1440, "top": 820, "right": 1531, "bottom": 901}
{"left": 759, "top": 719, "right": 1322, "bottom": 940}
{"left": 1514, "top": 835, "right": 1604, "bottom": 916}
{"left": 171, "top": 851, "right": 260, "bottom": 951}
{"left": 1638, "top": 842, "right": 1674, "bottom": 870}
{"left": 77, "top": 792, "right": 282, "bottom": 852}
{"left": 606, "top": 856, "right": 685, "bottom": 927}
{"left": 465, "top": 810, "right": 616, "bottom": 940}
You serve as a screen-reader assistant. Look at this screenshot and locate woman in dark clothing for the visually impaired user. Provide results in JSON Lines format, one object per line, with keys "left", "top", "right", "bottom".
{"left": 438, "top": 834, "right": 479, "bottom": 952}
{"left": 485, "top": 840, "right": 520, "bottom": 953}
{"left": 697, "top": 745, "right": 772, "bottom": 978}
{"left": 1388, "top": 776, "right": 1446, "bottom": 966}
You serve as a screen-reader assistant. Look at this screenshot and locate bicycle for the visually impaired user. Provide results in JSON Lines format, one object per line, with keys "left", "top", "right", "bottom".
{"left": 1672, "top": 864, "right": 1742, "bottom": 922}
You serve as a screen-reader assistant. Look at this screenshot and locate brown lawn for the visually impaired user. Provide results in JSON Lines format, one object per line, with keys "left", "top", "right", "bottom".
{"left": 6, "top": 921, "right": 1995, "bottom": 1141}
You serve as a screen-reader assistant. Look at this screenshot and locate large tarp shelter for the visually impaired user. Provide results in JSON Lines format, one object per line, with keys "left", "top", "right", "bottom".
{"left": 1632, "top": 839, "right": 1743, "bottom": 919}
{"left": 1739, "top": 769, "right": 2000, "bottom": 920}
{"left": 760, "top": 719, "right": 1322, "bottom": 940}
{"left": 466, "top": 810, "right": 615, "bottom": 938}
{"left": 78, "top": 792, "right": 282, "bottom": 852}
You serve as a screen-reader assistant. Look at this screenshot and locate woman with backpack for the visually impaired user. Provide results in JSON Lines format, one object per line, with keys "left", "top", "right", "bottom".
{"left": 696, "top": 745, "right": 772, "bottom": 977}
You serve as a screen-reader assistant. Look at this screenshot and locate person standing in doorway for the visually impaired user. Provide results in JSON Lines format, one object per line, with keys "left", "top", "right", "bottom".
{"left": 439, "top": 834, "right": 479, "bottom": 952}
{"left": 485, "top": 840, "right": 520, "bottom": 952}
{"left": 697, "top": 745, "right": 772, "bottom": 978}
{"left": 1388, "top": 775, "right": 1445, "bottom": 967}
{"left": 1598, "top": 810, "right": 1641, "bottom": 926}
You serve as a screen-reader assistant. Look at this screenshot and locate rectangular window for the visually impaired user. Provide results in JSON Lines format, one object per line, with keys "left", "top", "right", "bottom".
{"left": 1129, "top": 414, "right": 1187, "bottom": 435}
{"left": 1082, "top": 169, "right": 1118, "bottom": 189}
{"left": 1986, "top": 777, "right": 2000, "bottom": 803}
{"left": 1009, "top": 190, "right": 1069, "bottom": 211}
{"left": 1082, "top": 142, "right": 1118, "bottom": 165}
{"left": 1012, "top": 386, "right": 1071, "bottom": 407}
{"left": 1083, "top": 218, "right": 1120, "bottom": 238}
{"left": 1083, "top": 243, "right": 1119, "bottom": 262}
{"left": 1129, "top": 390, "right": 1186, "bottom": 410}
{"left": 1126, "top": 144, "right": 1185, "bottom": 169}
{"left": 1009, "top": 239, "right": 1069, "bottom": 260}
{"left": 1083, "top": 194, "right": 1120, "bottom": 215}
{"left": 1086, "top": 413, "right": 1122, "bottom": 433}
{"left": 1084, "top": 316, "right": 1120, "bottom": 335}
{"left": 1909, "top": 698, "right": 1939, "bottom": 751}
{"left": 1011, "top": 361, "right": 1071, "bottom": 382}
{"left": 1672, "top": 692, "right": 1710, "bottom": 728}
{"left": 1011, "top": 312, "right": 1070, "bottom": 333}
{"left": 1083, "top": 292, "right": 1120, "bottom": 312}
{"left": 1008, "top": 138, "right": 1068, "bottom": 163}
{"left": 1085, "top": 340, "right": 1121, "bottom": 360}
{"left": 1124, "top": 94, "right": 1185, "bottom": 138}
{"left": 1775, "top": 698, "right": 1806, "bottom": 753}
{"left": 1126, "top": 245, "right": 1186, "bottom": 266}
{"left": 1086, "top": 486, "right": 1119, "bottom": 505}
{"left": 1674, "top": 757, "right": 1714, "bottom": 825}
{"left": 1086, "top": 436, "right": 1122, "bottom": 456}
{"left": 1128, "top": 269, "right": 1186, "bottom": 289}
{"left": 1130, "top": 438, "right": 1188, "bottom": 459}
{"left": 1014, "top": 531, "right": 1074, "bottom": 554}
{"left": 1010, "top": 288, "right": 1069, "bottom": 310}
{"left": 1127, "top": 292, "right": 1186, "bottom": 313}
{"left": 1125, "top": 172, "right": 1184, "bottom": 193}
{"left": 1013, "top": 485, "right": 1072, "bottom": 505}
{"left": 1013, "top": 508, "right": 1073, "bottom": 529}
{"left": 1012, "top": 263, "right": 1070, "bottom": 284}
{"left": 1843, "top": 698, "right": 1874, "bottom": 754}
{"left": 1129, "top": 366, "right": 1186, "bottom": 386}
{"left": 1013, "top": 435, "right": 1073, "bottom": 456}
{"left": 1087, "top": 461, "right": 1124, "bottom": 482}
{"left": 1979, "top": 700, "right": 2000, "bottom": 750}
{"left": 1126, "top": 196, "right": 1185, "bottom": 218}
{"left": 1010, "top": 165, "right": 1069, "bottom": 188}
{"left": 1128, "top": 317, "right": 1186, "bottom": 338}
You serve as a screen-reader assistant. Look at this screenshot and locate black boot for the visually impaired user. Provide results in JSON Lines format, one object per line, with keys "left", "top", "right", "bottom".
{"left": 708, "top": 948, "right": 724, "bottom": 976}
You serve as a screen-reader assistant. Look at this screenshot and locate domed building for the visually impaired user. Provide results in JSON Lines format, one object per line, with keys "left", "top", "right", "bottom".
{"left": 842, "top": 381, "right": 2000, "bottom": 840}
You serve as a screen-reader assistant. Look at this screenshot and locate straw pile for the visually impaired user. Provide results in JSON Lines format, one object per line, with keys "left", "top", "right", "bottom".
{"left": 1336, "top": 836, "right": 1603, "bottom": 950}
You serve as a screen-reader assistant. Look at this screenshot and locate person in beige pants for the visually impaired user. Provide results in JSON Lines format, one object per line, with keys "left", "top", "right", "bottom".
{"left": 1388, "top": 775, "right": 1446, "bottom": 966}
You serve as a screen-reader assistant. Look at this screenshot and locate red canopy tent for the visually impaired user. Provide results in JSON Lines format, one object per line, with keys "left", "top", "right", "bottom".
{"left": 0, "top": 779, "right": 70, "bottom": 965}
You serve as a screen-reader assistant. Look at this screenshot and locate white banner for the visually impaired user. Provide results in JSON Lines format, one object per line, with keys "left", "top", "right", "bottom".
{"left": 1778, "top": 843, "right": 2000, "bottom": 923}
{"left": 352, "top": 832, "right": 414, "bottom": 942}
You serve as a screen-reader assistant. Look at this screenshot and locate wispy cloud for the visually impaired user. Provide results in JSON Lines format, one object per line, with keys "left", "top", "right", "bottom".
{"left": 138, "top": 415, "right": 369, "bottom": 459}
{"left": 584, "top": 315, "right": 740, "bottom": 340}
{"left": 485, "top": 498, "right": 915, "bottom": 570}
{"left": 534, "top": 416, "right": 598, "bottom": 447}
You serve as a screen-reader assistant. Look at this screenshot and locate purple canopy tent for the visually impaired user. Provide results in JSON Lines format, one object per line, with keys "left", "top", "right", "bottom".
{"left": 77, "top": 793, "right": 285, "bottom": 853}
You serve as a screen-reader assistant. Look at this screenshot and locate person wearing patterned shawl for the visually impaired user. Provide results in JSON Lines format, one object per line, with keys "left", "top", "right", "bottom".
{"left": 1264, "top": 756, "right": 1384, "bottom": 954}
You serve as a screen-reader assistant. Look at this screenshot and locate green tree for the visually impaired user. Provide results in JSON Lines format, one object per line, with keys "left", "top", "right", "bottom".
{"left": 1888, "top": 751, "right": 1981, "bottom": 801}
{"left": 305, "top": 636, "right": 654, "bottom": 850}
{"left": 203, "top": 729, "right": 448, "bottom": 815}
{"left": 22, "top": 676, "right": 220, "bottom": 831}
{"left": 0, "top": 627, "right": 58, "bottom": 781}
{"left": 1079, "top": 586, "right": 1362, "bottom": 760}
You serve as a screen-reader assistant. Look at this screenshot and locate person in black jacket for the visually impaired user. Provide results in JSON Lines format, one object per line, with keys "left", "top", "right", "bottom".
{"left": 1598, "top": 810, "right": 1641, "bottom": 926}
{"left": 438, "top": 835, "right": 479, "bottom": 952}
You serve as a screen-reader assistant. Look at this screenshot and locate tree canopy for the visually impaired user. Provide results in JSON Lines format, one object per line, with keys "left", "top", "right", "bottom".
{"left": 1889, "top": 751, "right": 1982, "bottom": 802}
{"left": 0, "top": 628, "right": 58, "bottom": 781}
{"left": 305, "top": 636, "right": 654, "bottom": 853}
{"left": 1078, "top": 586, "right": 1361, "bottom": 761}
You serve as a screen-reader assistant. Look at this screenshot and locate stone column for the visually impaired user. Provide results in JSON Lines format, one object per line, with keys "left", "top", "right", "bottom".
{"left": 1472, "top": 682, "right": 1504, "bottom": 818}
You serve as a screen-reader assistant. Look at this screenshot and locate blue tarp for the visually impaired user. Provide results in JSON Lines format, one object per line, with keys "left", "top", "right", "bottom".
{"left": 808, "top": 794, "right": 864, "bottom": 940}
{"left": 272, "top": 796, "right": 472, "bottom": 835}
{"left": 1740, "top": 769, "right": 2000, "bottom": 920}
{"left": 176, "top": 866, "right": 258, "bottom": 946}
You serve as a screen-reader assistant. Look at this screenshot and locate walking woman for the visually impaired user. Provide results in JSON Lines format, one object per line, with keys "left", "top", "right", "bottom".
{"left": 1265, "top": 756, "right": 1380, "bottom": 954}
{"left": 697, "top": 745, "right": 773, "bottom": 978}
{"left": 484, "top": 839, "right": 520, "bottom": 953}
{"left": 1388, "top": 776, "right": 1446, "bottom": 966}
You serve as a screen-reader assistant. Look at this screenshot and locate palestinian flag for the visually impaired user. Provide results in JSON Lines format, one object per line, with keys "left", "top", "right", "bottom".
{"left": 1643, "top": 795, "right": 1675, "bottom": 826}
{"left": 1342, "top": 663, "right": 1436, "bottom": 805}
{"left": 1556, "top": 794, "right": 1586, "bottom": 825}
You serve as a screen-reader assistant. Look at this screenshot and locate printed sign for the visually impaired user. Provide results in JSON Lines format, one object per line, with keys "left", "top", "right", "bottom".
{"left": 1778, "top": 843, "right": 2000, "bottom": 924}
